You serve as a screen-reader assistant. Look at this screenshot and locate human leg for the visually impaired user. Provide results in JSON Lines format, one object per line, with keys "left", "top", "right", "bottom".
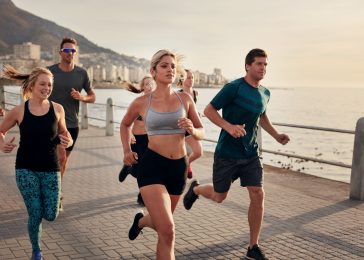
{"left": 140, "top": 184, "right": 179, "bottom": 260}
{"left": 184, "top": 156, "right": 236, "bottom": 209}
{"left": 16, "top": 169, "right": 43, "bottom": 252}
{"left": 247, "top": 186, "right": 265, "bottom": 246}
{"left": 185, "top": 136, "right": 203, "bottom": 178}
{"left": 56, "top": 145, "right": 67, "bottom": 179}
{"left": 60, "top": 127, "right": 78, "bottom": 180}
{"left": 184, "top": 180, "right": 229, "bottom": 210}
{"left": 239, "top": 157, "right": 267, "bottom": 259}
{"left": 40, "top": 172, "right": 61, "bottom": 221}
{"left": 130, "top": 148, "right": 185, "bottom": 259}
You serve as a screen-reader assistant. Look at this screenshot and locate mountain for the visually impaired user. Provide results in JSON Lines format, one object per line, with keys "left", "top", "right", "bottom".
{"left": 0, "top": 0, "right": 147, "bottom": 67}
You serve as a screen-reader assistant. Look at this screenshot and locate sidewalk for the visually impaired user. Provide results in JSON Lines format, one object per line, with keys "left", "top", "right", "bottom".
{"left": 0, "top": 126, "right": 363, "bottom": 259}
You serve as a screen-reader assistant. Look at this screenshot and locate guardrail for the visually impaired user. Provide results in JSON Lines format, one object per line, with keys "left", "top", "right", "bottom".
{"left": 1, "top": 86, "right": 363, "bottom": 201}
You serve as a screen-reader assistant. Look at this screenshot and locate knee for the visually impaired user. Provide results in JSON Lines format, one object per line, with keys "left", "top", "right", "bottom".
{"left": 157, "top": 223, "right": 175, "bottom": 245}
{"left": 249, "top": 187, "right": 265, "bottom": 202}
{"left": 43, "top": 211, "right": 58, "bottom": 222}
{"left": 43, "top": 210, "right": 58, "bottom": 221}
{"left": 212, "top": 193, "right": 227, "bottom": 203}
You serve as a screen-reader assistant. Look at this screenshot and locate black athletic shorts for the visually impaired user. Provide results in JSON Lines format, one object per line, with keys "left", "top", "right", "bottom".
{"left": 137, "top": 148, "right": 187, "bottom": 195}
{"left": 66, "top": 127, "right": 79, "bottom": 152}
{"left": 213, "top": 155, "right": 263, "bottom": 193}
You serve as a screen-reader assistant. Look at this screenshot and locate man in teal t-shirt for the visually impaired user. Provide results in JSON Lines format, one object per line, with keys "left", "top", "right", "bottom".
{"left": 183, "top": 49, "right": 290, "bottom": 260}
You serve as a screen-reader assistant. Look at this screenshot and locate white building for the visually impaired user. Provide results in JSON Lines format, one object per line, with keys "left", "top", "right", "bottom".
{"left": 93, "top": 65, "right": 106, "bottom": 81}
{"left": 129, "top": 67, "right": 146, "bottom": 83}
{"left": 14, "top": 42, "right": 40, "bottom": 60}
{"left": 105, "top": 64, "right": 117, "bottom": 82}
{"left": 117, "top": 65, "right": 130, "bottom": 81}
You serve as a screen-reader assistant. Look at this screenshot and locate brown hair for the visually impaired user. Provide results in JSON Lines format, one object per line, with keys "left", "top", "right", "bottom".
{"left": 60, "top": 37, "right": 77, "bottom": 49}
{"left": 245, "top": 48, "right": 267, "bottom": 71}
{"left": 2, "top": 64, "right": 53, "bottom": 100}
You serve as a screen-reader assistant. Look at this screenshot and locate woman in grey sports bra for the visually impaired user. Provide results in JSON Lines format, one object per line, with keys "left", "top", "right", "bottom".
{"left": 120, "top": 50, "right": 204, "bottom": 259}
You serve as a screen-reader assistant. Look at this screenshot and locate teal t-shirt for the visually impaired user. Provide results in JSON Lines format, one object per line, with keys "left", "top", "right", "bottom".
{"left": 48, "top": 64, "right": 92, "bottom": 128}
{"left": 210, "top": 77, "right": 270, "bottom": 159}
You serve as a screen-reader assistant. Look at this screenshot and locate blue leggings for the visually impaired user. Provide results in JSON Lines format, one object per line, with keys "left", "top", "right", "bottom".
{"left": 16, "top": 169, "right": 61, "bottom": 251}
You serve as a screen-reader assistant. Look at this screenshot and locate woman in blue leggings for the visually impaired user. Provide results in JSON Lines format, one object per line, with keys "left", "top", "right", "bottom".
{"left": 0, "top": 65, "right": 72, "bottom": 260}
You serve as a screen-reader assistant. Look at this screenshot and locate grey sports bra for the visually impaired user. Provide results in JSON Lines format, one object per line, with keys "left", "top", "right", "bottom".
{"left": 145, "top": 91, "right": 186, "bottom": 136}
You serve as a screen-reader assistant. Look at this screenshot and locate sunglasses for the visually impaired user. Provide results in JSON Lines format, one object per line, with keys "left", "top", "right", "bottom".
{"left": 61, "top": 48, "right": 77, "bottom": 53}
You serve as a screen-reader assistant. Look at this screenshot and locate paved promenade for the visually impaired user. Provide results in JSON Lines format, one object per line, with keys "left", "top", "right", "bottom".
{"left": 1, "top": 126, "right": 363, "bottom": 259}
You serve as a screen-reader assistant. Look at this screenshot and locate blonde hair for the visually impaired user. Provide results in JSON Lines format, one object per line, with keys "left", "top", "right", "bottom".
{"left": 150, "top": 50, "right": 184, "bottom": 80}
{"left": 2, "top": 64, "right": 53, "bottom": 100}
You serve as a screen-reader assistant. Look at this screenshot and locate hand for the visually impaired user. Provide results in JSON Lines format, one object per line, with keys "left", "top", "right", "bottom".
{"left": 276, "top": 133, "right": 290, "bottom": 145}
{"left": 178, "top": 117, "right": 194, "bottom": 135}
{"left": 226, "top": 124, "right": 246, "bottom": 138}
{"left": 130, "top": 135, "right": 136, "bottom": 144}
{"left": 70, "top": 88, "right": 83, "bottom": 101}
{"left": 1, "top": 136, "right": 17, "bottom": 153}
{"left": 123, "top": 151, "right": 138, "bottom": 166}
{"left": 59, "top": 133, "right": 73, "bottom": 148}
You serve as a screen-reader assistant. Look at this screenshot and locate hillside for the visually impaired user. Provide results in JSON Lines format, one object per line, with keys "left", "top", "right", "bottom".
{"left": 0, "top": 0, "right": 147, "bottom": 67}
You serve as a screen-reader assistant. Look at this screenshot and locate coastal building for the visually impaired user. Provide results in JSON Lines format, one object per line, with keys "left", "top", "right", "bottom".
{"left": 129, "top": 67, "right": 147, "bottom": 83}
{"left": 117, "top": 65, "right": 129, "bottom": 81}
{"left": 14, "top": 42, "right": 40, "bottom": 60}
{"left": 105, "top": 64, "right": 117, "bottom": 82}
{"left": 93, "top": 65, "right": 106, "bottom": 81}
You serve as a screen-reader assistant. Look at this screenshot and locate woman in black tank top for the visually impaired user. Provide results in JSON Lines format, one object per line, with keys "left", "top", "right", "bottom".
{"left": 177, "top": 69, "right": 203, "bottom": 179}
{"left": 0, "top": 65, "right": 73, "bottom": 260}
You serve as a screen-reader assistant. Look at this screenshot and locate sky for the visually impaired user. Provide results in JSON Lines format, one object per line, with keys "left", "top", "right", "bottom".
{"left": 12, "top": 0, "right": 364, "bottom": 88}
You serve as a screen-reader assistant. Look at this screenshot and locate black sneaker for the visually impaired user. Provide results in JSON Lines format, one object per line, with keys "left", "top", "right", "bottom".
{"left": 183, "top": 180, "right": 199, "bottom": 210}
{"left": 137, "top": 193, "right": 144, "bottom": 206}
{"left": 118, "top": 165, "right": 132, "bottom": 183}
{"left": 246, "top": 244, "right": 268, "bottom": 260}
{"left": 128, "top": 209, "right": 144, "bottom": 240}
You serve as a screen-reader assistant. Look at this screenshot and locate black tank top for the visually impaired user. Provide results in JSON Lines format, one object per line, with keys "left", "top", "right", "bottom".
{"left": 16, "top": 100, "right": 60, "bottom": 171}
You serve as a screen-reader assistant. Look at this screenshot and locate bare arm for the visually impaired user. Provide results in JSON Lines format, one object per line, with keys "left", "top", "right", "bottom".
{"left": 178, "top": 94, "right": 205, "bottom": 140}
{"left": 54, "top": 103, "right": 73, "bottom": 148}
{"left": 120, "top": 98, "right": 142, "bottom": 165}
{"left": 0, "top": 106, "right": 20, "bottom": 153}
{"left": 259, "top": 112, "right": 290, "bottom": 145}
{"left": 204, "top": 103, "right": 246, "bottom": 138}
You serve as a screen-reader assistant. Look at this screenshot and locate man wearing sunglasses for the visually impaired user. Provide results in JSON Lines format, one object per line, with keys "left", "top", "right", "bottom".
{"left": 48, "top": 37, "right": 96, "bottom": 211}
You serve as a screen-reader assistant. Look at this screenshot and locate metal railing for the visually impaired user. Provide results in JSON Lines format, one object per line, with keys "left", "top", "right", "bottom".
{"left": 80, "top": 99, "right": 363, "bottom": 200}
{"left": 1, "top": 86, "right": 363, "bottom": 201}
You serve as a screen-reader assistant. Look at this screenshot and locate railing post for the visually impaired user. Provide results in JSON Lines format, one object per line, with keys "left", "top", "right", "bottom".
{"left": 106, "top": 98, "right": 114, "bottom": 136}
{"left": 350, "top": 117, "right": 364, "bottom": 200}
{"left": 81, "top": 102, "right": 88, "bottom": 129}
{"left": 0, "top": 84, "right": 5, "bottom": 109}
{"left": 257, "top": 126, "right": 262, "bottom": 155}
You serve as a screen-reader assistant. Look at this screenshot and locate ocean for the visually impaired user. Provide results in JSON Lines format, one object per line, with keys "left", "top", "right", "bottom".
{"left": 4, "top": 86, "right": 364, "bottom": 183}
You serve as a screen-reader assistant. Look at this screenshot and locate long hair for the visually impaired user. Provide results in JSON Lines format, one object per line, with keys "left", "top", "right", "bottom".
{"left": 2, "top": 64, "right": 53, "bottom": 100}
{"left": 121, "top": 80, "right": 140, "bottom": 94}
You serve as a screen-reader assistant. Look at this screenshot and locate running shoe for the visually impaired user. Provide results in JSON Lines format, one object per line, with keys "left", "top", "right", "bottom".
{"left": 128, "top": 209, "right": 144, "bottom": 240}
